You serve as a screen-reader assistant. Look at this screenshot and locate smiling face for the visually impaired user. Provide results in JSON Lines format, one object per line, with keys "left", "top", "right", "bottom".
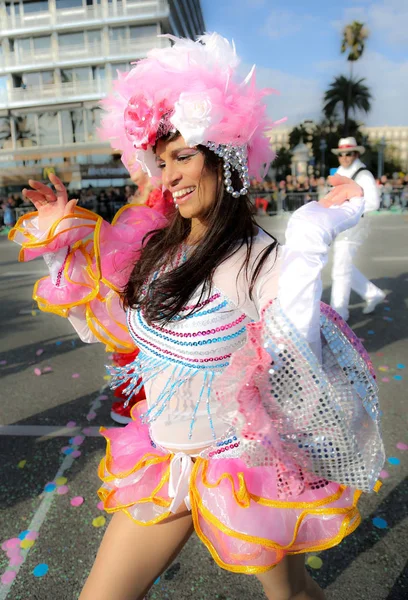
{"left": 338, "top": 151, "right": 358, "bottom": 169}
{"left": 155, "top": 135, "right": 219, "bottom": 225}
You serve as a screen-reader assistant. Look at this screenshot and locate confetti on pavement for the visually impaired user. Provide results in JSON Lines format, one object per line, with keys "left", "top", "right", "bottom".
{"left": 70, "top": 496, "right": 84, "bottom": 507}
{"left": 388, "top": 457, "right": 400, "bottom": 465}
{"left": 17, "top": 460, "right": 27, "bottom": 469}
{"left": 307, "top": 556, "right": 323, "bottom": 569}
{"left": 33, "top": 564, "right": 49, "bottom": 577}
{"left": 372, "top": 517, "right": 388, "bottom": 529}
{"left": 35, "top": 349, "right": 44, "bottom": 356}
{"left": 396, "top": 442, "right": 408, "bottom": 450}
{"left": 92, "top": 516, "right": 106, "bottom": 528}
{"left": 380, "top": 470, "right": 389, "bottom": 478}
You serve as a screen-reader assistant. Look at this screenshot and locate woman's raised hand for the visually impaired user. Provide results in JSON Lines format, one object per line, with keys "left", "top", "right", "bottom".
{"left": 22, "top": 173, "right": 78, "bottom": 232}
{"left": 319, "top": 174, "right": 363, "bottom": 208}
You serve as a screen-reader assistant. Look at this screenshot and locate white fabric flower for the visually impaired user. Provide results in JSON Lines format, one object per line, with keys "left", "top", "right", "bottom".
{"left": 134, "top": 147, "right": 161, "bottom": 180}
{"left": 171, "top": 92, "right": 222, "bottom": 146}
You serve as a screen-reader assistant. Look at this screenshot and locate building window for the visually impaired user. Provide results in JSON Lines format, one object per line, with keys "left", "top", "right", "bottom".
{"left": 61, "top": 67, "right": 90, "bottom": 83}
{"left": 61, "top": 109, "right": 85, "bottom": 144}
{"left": 57, "top": 0, "right": 84, "bottom": 9}
{"left": 38, "top": 112, "right": 60, "bottom": 146}
{"left": 129, "top": 25, "right": 156, "bottom": 40}
{"left": 109, "top": 27, "right": 126, "bottom": 41}
{"left": 33, "top": 36, "right": 52, "bottom": 54}
{"left": 85, "top": 107, "right": 102, "bottom": 141}
{"left": 23, "top": 1, "right": 49, "bottom": 14}
{"left": 111, "top": 63, "right": 129, "bottom": 76}
{"left": 58, "top": 32, "right": 85, "bottom": 47}
{"left": 14, "top": 114, "right": 38, "bottom": 148}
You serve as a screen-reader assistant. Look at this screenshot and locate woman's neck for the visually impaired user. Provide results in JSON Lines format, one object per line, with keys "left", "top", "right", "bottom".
{"left": 187, "top": 218, "right": 207, "bottom": 244}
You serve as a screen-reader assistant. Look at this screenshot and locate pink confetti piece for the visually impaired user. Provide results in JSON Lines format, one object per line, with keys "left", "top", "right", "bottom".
{"left": 66, "top": 421, "right": 76, "bottom": 428}
{"left": 97, "top": 501, "right": 105, "bottom": 511}
{"left": 72, "top": 373, "right": 80, "bottom": 379}
{"left": 6, "top": 547, "right": 22, "bottom": 559}
{"left": 381, "top": 378, "right": 389, "bottom": 383}
{"left": 4, "top": 538, "right": 21, "bottom": 550}
{"left": 376, "top": 352, "right": 384, "bottom": 357}
{"left": 72, "top": 435, "right": 85, "bottom": 446}
{"left": 86, "top": 411, "right": 97, "bottom": 421}
{"left": 98, "top": 395, "right": 109, "bottom": 401}
{"left": 82, "top": 427, "right": 92, "bottom": 435}
{"left": 34, "top": 368, "right": 42, "bottom": 376}
{"left": 0, "top": 360, "right": 7, "bottom": 365}
{"left": 9, "top": 555, "right": 24, "bottom": 567}
{"left": 25, "top": 531, "right": 39, "bottom": 541}
{"left": 71, "top": 450, "right": 81, "bottom": 458}
{"left": 35, "top": 349, "right": 44, "bottom": 356}
{"left": 56, "top": 485, "right": 69, "bottom": 495}
{"left": 60, "top": 446, "right": 70, "bottom": 454}
{"left": 42, "top": 366, "right": 53, "bottom": 373}
{"left": 1, "top": 571, "right": 16, "bottom": 584}
{"left": 70, "top": 496, "right": 84, "bottom": 507}
{"left": 380, "top": 470, "right": 389, "bottom": 479}
{"left": 396, "top": 442, "right": 408, "bottom": 451}
{"left": 358, "top": 337, "right": 365, "bottom": 342}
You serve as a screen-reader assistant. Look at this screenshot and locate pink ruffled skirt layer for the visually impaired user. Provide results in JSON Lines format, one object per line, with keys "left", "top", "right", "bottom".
{"left": 98, "top": 409, "right": 362, "bottom": 574}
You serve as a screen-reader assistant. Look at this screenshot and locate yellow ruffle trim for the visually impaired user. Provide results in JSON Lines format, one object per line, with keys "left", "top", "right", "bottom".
{"left": 97, "top": 440, "right": 366, "bottom": 574}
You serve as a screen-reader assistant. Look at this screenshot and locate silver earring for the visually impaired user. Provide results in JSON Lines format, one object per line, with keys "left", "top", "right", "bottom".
{"left": 206, "top": 142, "right": 250, "bottom": 198}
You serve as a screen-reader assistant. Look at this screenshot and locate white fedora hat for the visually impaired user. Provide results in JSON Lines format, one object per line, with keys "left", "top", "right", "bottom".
{"left": 332, "top": 137, "right": 365, "bottom": 155}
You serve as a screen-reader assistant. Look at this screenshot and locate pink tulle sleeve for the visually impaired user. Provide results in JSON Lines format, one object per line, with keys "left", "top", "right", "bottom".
{"left": 9, "top": 204, "right": 167, "bottom": 352}
{"left": 214, "top": 300, "right": 384, "bottom": 493}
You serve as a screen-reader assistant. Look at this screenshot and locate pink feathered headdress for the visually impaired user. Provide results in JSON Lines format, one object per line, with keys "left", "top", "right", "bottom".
{"left": 99, "top": 32, "right": 275, "bottom": 194}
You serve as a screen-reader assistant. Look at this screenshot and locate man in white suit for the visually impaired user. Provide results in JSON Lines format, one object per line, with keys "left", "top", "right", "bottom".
{"left": 330, "top": 137, "right": 386, "bottom": 320}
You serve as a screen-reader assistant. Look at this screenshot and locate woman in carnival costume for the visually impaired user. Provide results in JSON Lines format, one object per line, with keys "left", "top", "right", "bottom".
{"left": 10, "top": 33, "right": 384, "bottom": 600}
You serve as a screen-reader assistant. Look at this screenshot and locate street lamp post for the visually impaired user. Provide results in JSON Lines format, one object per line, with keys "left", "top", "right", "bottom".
{"left": 319, "top": 139, "right": 327, "bottom": 178}
{"left": 377, "top": 136, "right": 386, "bottom": 179}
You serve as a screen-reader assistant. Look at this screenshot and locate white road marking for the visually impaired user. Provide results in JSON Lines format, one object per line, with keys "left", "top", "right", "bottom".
{"left": 0, "top": 425, "right": 101, "bottom": 437}
{"left": 0, "top": 385, "right": 109, "bottom": 598}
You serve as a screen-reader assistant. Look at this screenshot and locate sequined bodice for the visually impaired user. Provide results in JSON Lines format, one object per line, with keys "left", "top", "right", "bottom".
{"left": 128, "top": 289, "right": 251, "bottom": 370}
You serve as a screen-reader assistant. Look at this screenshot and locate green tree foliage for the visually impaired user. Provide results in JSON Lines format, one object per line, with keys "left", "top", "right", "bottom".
{"left": 323, "top": 76, "right": 371, "bottom": 136}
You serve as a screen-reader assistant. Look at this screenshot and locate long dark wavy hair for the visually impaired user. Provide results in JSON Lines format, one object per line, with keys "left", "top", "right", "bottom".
{"left": 123, "top": 133, "right": 278, "bottom": 324}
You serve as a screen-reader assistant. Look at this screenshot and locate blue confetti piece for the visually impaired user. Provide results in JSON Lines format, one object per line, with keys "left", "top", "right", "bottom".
{"left": 33, "top": 563, "right": 49, "bottom": 577}
{"left": 62, "top": 448, "right": 74, "bottom": 455}
{"left": 71, "top": 340, "right": 76, "bottom": 347}
{"left": 388, "top": 457, "right": 400, "bottom": 465}
{"left": 55, "top": 341, "right": 62, "bottom": 346}
{"left": 394, "top": 375, "right": 403, "bottom": 381}
{"left": 44, "top": 483, "right": 56, "bottom": 493}
{"left": 18, "top": 530, "right": 30, "bottom": 540}
{"left": 154, "top": 577, "right": 161, "bottom": 584}
{"left": 397, "top": 364, "right": 405, "bottom": 369}
{"left": 367, "top": 330, "right": 375, "bottom": 335}
{"left": 384, "top": 307, "right": 391, "bottom": 311}
{"left": 372, "top": 517, "right": 388, "bottom": 529}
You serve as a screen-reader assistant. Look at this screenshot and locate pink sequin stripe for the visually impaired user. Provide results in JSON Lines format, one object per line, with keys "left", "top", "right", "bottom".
{"left": 148, "top": 312, "right": 247, "bottom": 338}
{"left": 127, "top": 314, "right": 231, "bottom": 365}
{"left": 320, "top": 302, "right": 376, "bottom": 379}
{"left": 181, "top": 292, "right": 221, "bottom": 312}
{"left": 55, "top": 246, "right": 70, "bottom": 288}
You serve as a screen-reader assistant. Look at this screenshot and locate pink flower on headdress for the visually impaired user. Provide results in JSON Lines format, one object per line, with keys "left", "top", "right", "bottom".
{"left": 171, "top": 90, "right": 223, "bottom": 146}
{"left": 124, "top": 96, "right": 170, "bottom": 150}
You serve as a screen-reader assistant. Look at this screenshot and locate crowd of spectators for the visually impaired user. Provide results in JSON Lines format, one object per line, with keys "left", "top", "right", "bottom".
{"left": 1, "top": 173, "right": 408, "bottom": 232}
{"left": 251, "top": 174, "right": 408, "bottom": 215}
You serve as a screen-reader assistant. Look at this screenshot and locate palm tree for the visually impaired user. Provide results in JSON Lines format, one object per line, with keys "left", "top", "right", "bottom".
{"left": 340, "top": 20, "right": 369, "bottom": 135}
{"left": 323, "top": 75, "right": 371, "bottom": 136}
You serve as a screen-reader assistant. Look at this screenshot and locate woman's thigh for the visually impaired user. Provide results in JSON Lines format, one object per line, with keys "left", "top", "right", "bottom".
{"left": 79, "top": 508, "right": 194, "bottom": 600}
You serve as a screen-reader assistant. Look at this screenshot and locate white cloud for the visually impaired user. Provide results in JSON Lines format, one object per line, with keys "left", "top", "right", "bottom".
{"left": 244, "top": 63, "right": 322, "bottom": 126}
{"left": 334, "top": 0, "right": 408, "bottom": 46}
{"left": 262, "top": 9, "right": 312, "bottom": 40}
{"left": 315, "top": 51, "right": 408, "bottom": 126}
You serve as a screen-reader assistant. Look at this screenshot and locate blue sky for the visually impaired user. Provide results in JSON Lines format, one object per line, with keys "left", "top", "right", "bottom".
{"left": 200, "top": 0, "right": 408, "bottom": 127}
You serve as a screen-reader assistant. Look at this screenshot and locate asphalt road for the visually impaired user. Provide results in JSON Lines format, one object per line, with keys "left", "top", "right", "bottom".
{"left": 0, "top": 212, "right": 407, "bottom": 600}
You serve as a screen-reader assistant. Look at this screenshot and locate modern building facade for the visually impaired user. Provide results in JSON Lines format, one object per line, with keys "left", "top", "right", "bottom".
{"left": 0, "top": 0, "right": 205, "bottom": 190}
{"left": 268, "top": 124, "right": 408, "bottom": 173}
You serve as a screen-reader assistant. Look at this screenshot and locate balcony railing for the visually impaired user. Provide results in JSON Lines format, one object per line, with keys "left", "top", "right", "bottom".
{"left": 1, "top": 80, "right": 109, "bottom": 109}
{"left": 0, "top": 0, "right": 169, "bottom": 34}
{"left": 0, "top": 36, "right": 170, "bottom": 72}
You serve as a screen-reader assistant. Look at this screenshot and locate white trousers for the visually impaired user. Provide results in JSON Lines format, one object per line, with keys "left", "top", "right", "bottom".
{"left": 330, "top": 241, "right": 382, "bottom": 318}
